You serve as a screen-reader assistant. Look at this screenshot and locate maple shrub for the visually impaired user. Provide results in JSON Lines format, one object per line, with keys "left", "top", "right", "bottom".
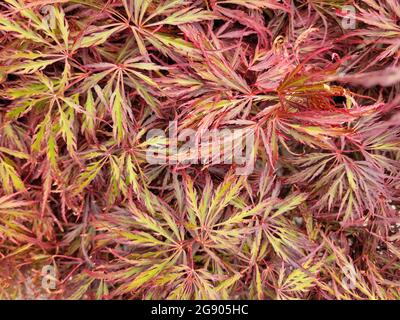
{"left": 0, "top": 0, "right": 399, "bottom": 300}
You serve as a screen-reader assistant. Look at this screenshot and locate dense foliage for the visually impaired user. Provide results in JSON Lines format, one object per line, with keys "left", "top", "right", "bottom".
{"left": 0, "top": 0, "right": 399, "bottom": 299}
